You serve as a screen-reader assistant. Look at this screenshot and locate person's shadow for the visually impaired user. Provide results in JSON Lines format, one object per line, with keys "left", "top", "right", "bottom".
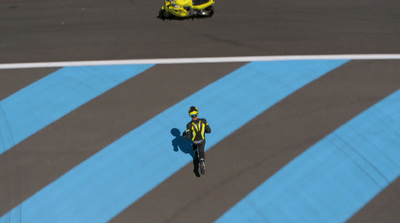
{"left": 171, "top": 128, "right": 200, "bottom": 177}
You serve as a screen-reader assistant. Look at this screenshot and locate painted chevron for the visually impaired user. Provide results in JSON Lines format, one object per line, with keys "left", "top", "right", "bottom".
{"left": 0, "top": 64, "right": 154, "bottom": 154}
{"left": 1, "top": 58, "right": 399, "bottom": 223}
{"left": 1, "top": 60, "right": 348, "bottom": 222}
{"left": 216, "top": 89, "right": 400, "bottom": 223}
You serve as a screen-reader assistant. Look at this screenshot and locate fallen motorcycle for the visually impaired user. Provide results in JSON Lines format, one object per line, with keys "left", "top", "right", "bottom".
{"left": 159, "top": 0, "right": 215, "bottom": 19}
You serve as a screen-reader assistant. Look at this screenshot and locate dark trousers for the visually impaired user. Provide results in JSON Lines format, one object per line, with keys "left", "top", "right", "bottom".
{"left": 192, "top": 140, "right": 205, "bottom": 161}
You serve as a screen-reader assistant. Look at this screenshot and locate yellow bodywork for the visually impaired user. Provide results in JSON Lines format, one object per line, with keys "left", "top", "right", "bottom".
{"left": 160, "top": 0, "right": 214, "bottom": 18}
{"left": 191, "top": 0, "right": 214, "bottom": 10}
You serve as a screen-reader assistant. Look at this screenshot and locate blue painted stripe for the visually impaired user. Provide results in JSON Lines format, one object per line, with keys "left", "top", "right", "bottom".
{"left": 0, "top": 60, "right": 348, "bottom": 223}
{"left": 216, "top": 89, "right": 400, "bottom": 223}
{"left": 0, "top": 64, "right": 153, "bottom": 154}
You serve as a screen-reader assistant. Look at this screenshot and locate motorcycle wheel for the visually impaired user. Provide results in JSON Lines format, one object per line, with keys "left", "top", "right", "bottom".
{"left": 159, "top": 9, "right": 164, "bottom": 19}
{"left": 208, "top": 6, "right": 214, "bottom": 17}
{"left": 159, "top": 9, "right": 171, "bottom": 20}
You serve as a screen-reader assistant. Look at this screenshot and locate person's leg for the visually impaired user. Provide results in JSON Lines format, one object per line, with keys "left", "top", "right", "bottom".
{"left": 192, "top": 144, "right": 198, "bottom": 158}
{"left": 198, "top": 141, "right": 206, "bottom": 174}
{"left": 198, "top": 141, "right": 205, "bottom": 162}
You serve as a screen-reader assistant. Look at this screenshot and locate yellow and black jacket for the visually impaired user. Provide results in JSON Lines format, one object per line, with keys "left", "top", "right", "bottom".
{"left": 184, "top": 118, "right": 211, "bottom": 144}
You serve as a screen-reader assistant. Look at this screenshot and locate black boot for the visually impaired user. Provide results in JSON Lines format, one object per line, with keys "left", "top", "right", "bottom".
{"left": 200, "top": 158, "right": 205, "bottom": 175}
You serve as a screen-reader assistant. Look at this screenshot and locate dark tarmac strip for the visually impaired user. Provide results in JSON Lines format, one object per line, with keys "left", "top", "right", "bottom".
{"left": 349, "top": 178, "right": 400, "bottom": 223}
{"left": 111, "top": 60, "right": 400, "bottom": 223}
{"left": 0, "top": 68, "right": 58, "bottom": 100}
{"left": 0, "top": 62, "right": 245, "bottom": 217}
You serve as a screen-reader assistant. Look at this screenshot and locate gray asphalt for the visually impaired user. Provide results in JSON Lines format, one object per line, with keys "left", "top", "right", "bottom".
{"left": 1, "top": 0, "right": 400, "bottom": 63}
{"left": 1, "top": 0, "right": 399, "bottom": 222}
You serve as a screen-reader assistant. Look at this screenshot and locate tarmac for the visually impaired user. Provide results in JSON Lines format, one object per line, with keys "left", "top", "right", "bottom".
{"left": 1, "top": 0, "right": 399, "bottom": 222}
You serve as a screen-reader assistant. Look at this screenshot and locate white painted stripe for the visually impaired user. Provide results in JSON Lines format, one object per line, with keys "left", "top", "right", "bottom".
{"left": 1, "top": 54, "right": 400, "bottom": 69}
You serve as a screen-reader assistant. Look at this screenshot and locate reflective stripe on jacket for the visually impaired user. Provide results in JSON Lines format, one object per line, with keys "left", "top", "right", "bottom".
{"left": 191, "top": 120, "right": 206, "bottom": 141}
{"left": 185, "top": 118, "right": 211, "bottom": 142}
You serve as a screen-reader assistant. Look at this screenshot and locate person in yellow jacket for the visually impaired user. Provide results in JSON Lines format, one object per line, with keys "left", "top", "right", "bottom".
{"left": 183, "top": 106, "right": 211, "bottom": 175}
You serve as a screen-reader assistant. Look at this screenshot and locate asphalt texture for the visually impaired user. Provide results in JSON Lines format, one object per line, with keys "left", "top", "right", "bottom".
{"left": 1, "top": 0, "right": 400, "bottom": 222}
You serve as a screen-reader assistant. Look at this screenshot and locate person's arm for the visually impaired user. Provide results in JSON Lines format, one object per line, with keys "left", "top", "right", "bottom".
{"left": 183, "top": 123, "right": 192, "bottom": 140}
{"left": 204, "top": 119, "right": 211, "bottom": 133}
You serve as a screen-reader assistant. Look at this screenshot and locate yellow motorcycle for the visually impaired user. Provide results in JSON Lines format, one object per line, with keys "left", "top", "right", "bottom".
{"left": 159, "top": 0, "right": 215, "bottom": 19}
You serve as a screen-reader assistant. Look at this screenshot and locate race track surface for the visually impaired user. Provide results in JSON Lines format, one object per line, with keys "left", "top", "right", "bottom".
{"left": 1, "top": 0, "right": 400, "bottom": 222}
